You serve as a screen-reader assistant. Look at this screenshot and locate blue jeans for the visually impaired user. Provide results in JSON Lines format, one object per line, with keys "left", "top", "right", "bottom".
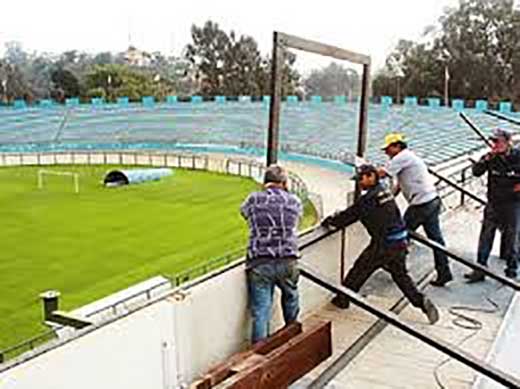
{"left": 477, "top": 203, "right": 519, "bottom": 277}
{"left": 247, "top": 260, "right": 300, "bottom": 343}
{"left": 404, "top": 197, "right": 452, "bottom": 279}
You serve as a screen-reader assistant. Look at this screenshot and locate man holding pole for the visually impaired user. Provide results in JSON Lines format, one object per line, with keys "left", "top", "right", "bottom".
{"left": 465, "top": 128, "right": 520, "bottom": 282}
{"left": 379, "top": 133, "right": 453, "bottom": 287}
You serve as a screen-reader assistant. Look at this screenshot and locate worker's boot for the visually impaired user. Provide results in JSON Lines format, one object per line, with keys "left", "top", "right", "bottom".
{"left": 331, "top": 294, "right": 350, "bottom": 309}
{"left": 421, "top": 297, "right": 439, "bottom": 325}
{"left": 430, "top": 272, "right": 453, "bottom": 287}
{"left": 464, "top": 270, "right": 485, "bottom": 283}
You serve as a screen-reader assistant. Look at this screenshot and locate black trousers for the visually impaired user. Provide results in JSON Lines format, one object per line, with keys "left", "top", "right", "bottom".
{"left": 342, "top": 243, "right": 425, "bottom": 308}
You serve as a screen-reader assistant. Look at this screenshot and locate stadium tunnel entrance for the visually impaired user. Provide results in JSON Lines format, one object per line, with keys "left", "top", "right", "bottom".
{"left": 103, "top": 168, "right": 173, "bottom": 187}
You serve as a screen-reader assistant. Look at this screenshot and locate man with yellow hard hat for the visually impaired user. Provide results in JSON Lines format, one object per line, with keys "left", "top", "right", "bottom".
{"left": 379, "top": 133, "right": 453, "bottom": 287}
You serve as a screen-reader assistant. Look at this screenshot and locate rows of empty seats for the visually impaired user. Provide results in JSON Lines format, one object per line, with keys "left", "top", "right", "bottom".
{"left": 0, "top": 102, "right": 518, "bottom": 167}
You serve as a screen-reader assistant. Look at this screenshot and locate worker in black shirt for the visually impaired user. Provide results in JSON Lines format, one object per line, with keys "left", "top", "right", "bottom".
{"left": 466, "top": 128, "right": 520, "bottom": 282}
{"left": 322, "top": 164, "right": 439, "bottom": 324}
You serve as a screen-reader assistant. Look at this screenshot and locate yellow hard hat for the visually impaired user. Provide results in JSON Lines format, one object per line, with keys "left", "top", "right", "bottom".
{"left": 381, "top": 133, "right": 406, "bottom": 150}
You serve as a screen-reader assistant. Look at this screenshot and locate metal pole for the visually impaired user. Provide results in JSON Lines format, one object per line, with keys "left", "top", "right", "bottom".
{"left": 267, "top": 32, "right": 283, "bottom": 166}
{"left": 357, "top": 63, "right": 370, "bottom": 159}
{"left": 299, "top": 263, "right": 520, "bottom": 389}
{"left": 410, "top": 231, "right": 520, "bottom": 291}
{"left": 485, "top": 110, "right": 520, "bottom": 127}
{"left": 428, "top": 168, "right": 486, "bottom": 206}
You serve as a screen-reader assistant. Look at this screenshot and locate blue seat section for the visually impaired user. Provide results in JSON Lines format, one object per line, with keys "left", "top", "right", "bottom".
{"left": 381, "top": 96, "right": 393, "bottom": 106}
{"left": 404, "top": 96, "right": 418, "bottom": 106}
{"left": 428, "top": 98, "right": 441, "bottom": 108}
{"left": 39, "top": 99, "right": 53, "bottom": 108}
{"left": 334, "top": 96, "right": 347, "bottom": 104}
{"left": 2, "top": 98, "right": 519, "bottom": 172}
{"left": 500, "top": 102, "right": 512, "bottom": 113}
{"left": 475, "top": 100, "right": 488, "bottom": 112}
{"left": 286, "top": 95, "right": 299, "bottom": 103}
{"left": 452, "top": 99, "right": 465, "bottom": 112}
{"left": 215, "top": 96, "right": 226, "bottom": 103}
{"left": 13, "top": 100, "right": 27, "bottom": 109}
{"left": 191, "top": 96, "right": 203, "bottom": 103}
{"left": 65, "top": 98, "right": 80, "bottom": 107}
{"left": 262, "top": 96, "right": 271, "bottom": 104}
{"left": 117, "top": 97, "right": 129, "bottom": 107}
{"left": 166, "top": 96, "right": 178, "bottom": 104}
{"left": 310, "top": 96, "right": 323, "bottom": 103}
{"left": 91, "top": 98, "right": 104, "bottom": 106}
{"left": 142, "top": 96, "right": 155, "bottom": 107}
{"left": 239, "top": 96, "right": 252, "bottom": 103}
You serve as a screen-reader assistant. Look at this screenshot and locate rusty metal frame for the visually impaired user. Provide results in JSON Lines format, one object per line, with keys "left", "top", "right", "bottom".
{"left": 267, "top": 31, "right": 371, "bottom": 166}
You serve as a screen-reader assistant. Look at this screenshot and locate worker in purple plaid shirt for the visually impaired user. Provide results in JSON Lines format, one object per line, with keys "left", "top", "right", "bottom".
{"left": 240, "top": 165, "right": 303, "bottom": 343}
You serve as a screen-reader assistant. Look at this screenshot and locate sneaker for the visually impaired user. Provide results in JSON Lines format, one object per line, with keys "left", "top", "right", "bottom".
{"left": 331, "top": 294, "right": 350, "bottom": 309}
{"left": 422, "top": 297, "right": 440, "bottom": 325}
{"left": 464, "top": 270, "right": 485, "bottom": 284}
{"left": 430, "top": 273, "right": 453, "bottom": 287}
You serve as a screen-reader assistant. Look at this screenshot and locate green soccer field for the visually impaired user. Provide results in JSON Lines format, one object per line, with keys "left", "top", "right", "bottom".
{"left": 0, "top": 165, "right": 317, "bottom": 351}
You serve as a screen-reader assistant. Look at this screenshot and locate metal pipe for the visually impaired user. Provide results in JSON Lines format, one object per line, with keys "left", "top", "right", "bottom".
{"left": 299, "top": 263, "right": 520, "bottom": 389}
{"left": 427, "top": 168, "right": 486, "bottom": 206}
{"left": 409, "top": 231, "right": 520, "bottom": 291}
{"left": 459, "top": 112, "right": 494, "bottom": 148}
{"left": 485, "top": 110, "right": 520, "bottom": 127}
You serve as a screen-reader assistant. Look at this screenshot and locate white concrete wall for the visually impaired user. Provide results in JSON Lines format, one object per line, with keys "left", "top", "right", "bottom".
{"left": 474, "top": 292, "right": 520, "bottom": 389}
{"left": 0, "top": 300, "right": 179, "bottom": 389}
{"left": 169, "top": 229, "right": 345, "bottom": 385}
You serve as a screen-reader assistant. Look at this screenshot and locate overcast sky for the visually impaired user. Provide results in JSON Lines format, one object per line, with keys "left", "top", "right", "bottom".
{"left": 1, "top": 0, "right": 458, "bottom": 71}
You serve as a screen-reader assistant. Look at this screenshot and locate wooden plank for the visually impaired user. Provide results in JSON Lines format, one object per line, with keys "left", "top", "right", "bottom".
{"left": 278, "top": 32, "right": 371, "bottom": 65}
{"left": 191, "top": 323, "right": 303, "bottom": 388}
{"left": 216, "top": 320, "right": 332, "bottom": 389}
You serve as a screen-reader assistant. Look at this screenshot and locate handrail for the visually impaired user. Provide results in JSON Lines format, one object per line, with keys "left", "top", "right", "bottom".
{"left": 299, "top": 263, "right": 520, "bottom": 389}
{"left": 410, "top": 231, "right": 520, "bottom": 291}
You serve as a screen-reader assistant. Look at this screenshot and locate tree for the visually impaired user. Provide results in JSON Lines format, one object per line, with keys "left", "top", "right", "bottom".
{"left": 185, "top": 20, "right": 300, "bottom": 96}
{"left": 51, "top": 68, "right": 81, "bottom": 99}
{"left": 374, "top": 0, "right": 520, "bottom": 104}
{"left": 304, "top": 62, "right": 360, "bottom": 98}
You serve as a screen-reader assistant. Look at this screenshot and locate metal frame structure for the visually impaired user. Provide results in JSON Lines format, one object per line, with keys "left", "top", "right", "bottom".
{"left": 266, "top": 31, "right": 371, "bottom": 166}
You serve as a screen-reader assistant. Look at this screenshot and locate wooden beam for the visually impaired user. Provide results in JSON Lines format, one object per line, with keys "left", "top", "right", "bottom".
{"left": 278, "top": 32, "right": 371, "bottom": 65}
{"left": 191, "top": 323, "right": 303, "bottom": 389}
{"left": 215, "top": 320, "right": 332, "bottom": 389}
{"left": 267, "top": 31, "right": 283, "bottom": 166}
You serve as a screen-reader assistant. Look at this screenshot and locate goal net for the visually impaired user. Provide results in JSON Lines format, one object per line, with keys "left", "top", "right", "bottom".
{"left": 37, "top": 170, "right": 80, "bottom": 194}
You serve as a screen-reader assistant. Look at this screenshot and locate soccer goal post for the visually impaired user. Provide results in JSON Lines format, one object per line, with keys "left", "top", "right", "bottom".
{"left": 38, "top": 169, "right": 80, "bottom": 194}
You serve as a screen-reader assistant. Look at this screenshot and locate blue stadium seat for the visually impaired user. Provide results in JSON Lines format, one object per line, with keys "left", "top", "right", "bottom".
{"left": 215, "top": 96, "right": 226, "bottom": 103}
{"left": 404, "top": 96, "right": 418, "bottom": 106}
{"left": 91, "top": 98, "right": 104, "bottom": 106}
{"left": 452, "top": 99, "right": 465, "bottom": 112}
{"left": 39, "top": 99, "right": 53, "bottom": 108}
{"left": 239, "top": 96, "right": 252, "bottom": 103}
{"left": 334, "top": 96, "right": 347, "bottom": 104}
{"left": 191, "top": 96, "right": 203, "bottom": 103}
{"left": 428, "top": 98, "right": 441, "bottom": 108}
{"left": 381, "top": 96, "right": 393, "bottom": 106}
{"left": 499, "top": 101, "right": 512, "bottom": 113}
{"left": 262, "top": 95, "right": 271, "bottom": 104}
{"left": 66, "top": 98, "right": 80, "bottom": 107}
{"left": 286, "top": 95, "right": 299, "bottom": 103}
{"left": 166, "top": 95, "right": 178, "bottom": 104}
{"left": 13, "top": 99, "right": 27, "bottom": 109}
{"left": 475, "top": 100, "right": 488, "bottom": 112}
{"left": 142, "top": 96, "right": 155, "bottom": 107}
{"left": 117, "top": 97, "right": 129, "bottom": 107}
{"left": 310, "top": 96, "right": 323, "bottom": 103}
